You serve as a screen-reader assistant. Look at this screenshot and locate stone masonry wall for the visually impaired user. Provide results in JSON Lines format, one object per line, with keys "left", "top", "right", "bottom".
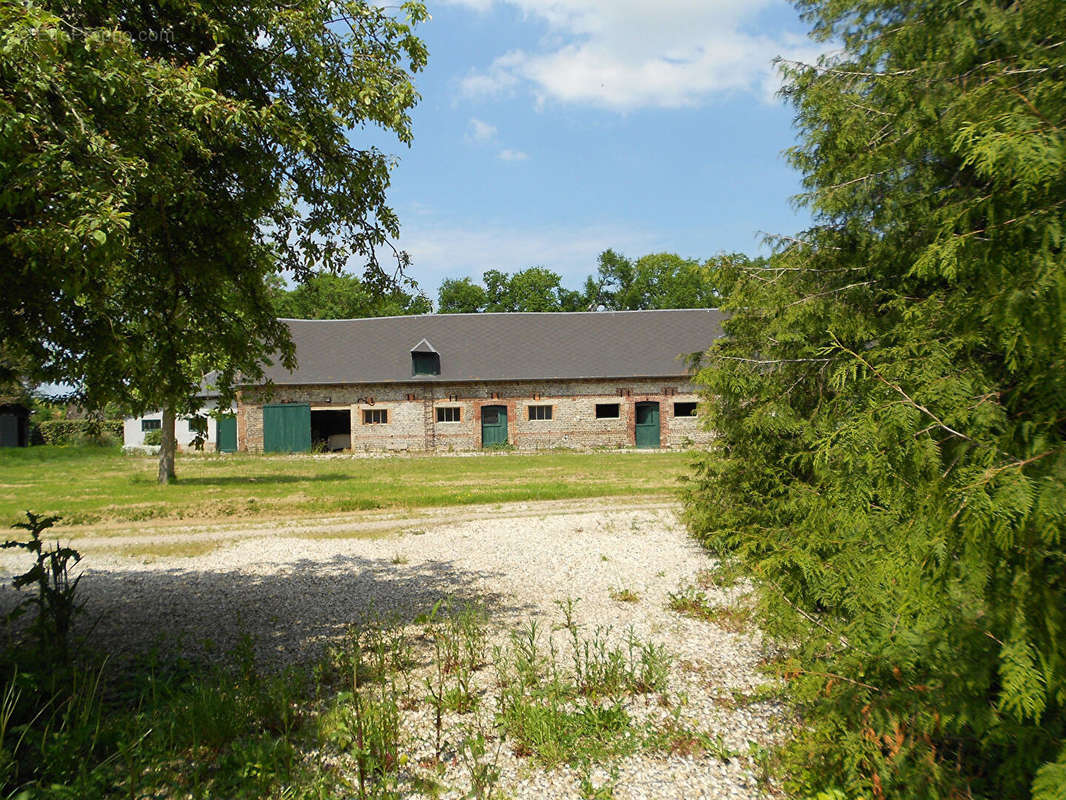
{"left": 238, "top": 378, "right": 713, "bottom": 453}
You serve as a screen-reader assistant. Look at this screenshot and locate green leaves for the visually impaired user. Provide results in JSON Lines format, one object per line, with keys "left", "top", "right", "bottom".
{"left": 1032, "top": 748, "right": 1066, "bottom": 800}
{"left": 684, "top": 0, "right": 1066, "bottom": 796}
{"left": 1, "top": 0, "right": 428, "bottom": 448}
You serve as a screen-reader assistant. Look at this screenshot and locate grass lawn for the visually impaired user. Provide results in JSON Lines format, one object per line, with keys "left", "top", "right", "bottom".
{"left": 0, "top": 446, "right": 694, "bottom": 527}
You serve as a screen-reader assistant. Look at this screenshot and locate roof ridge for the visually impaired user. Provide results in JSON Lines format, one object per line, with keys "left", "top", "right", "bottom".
{"left": 278, "top": 308, "right": 723, "bottom": 323}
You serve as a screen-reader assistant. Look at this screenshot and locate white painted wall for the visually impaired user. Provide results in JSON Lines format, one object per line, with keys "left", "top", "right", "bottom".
{"left": 122, "top": 400, "right": 234, "bottom": 450}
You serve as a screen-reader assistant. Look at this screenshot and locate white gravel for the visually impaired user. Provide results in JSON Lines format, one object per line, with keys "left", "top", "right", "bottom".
{"left": 0, "top": 500, "right": 788, "bottom": 799}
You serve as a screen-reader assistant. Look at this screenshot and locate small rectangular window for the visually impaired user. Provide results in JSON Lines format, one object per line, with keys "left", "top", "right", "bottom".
{"left": 412, "top": 352, "right": 440, "bottom": 375}
{"left": 363, "top": 409, "right": 388, "bottom": 424}
{"left": 673, "top": 402, "right": 698, "bottom": 417}
{"left": 528, "top": 405, "right": 552, "bottom": 421}
{"left": 595, "top": 403, "right": 620, "bottom": 419}
{"left": 141, "top": 419, "right": 161, "bottom": 431}
{"left": 436, "top": 406, "right": 460, "bottom": 423}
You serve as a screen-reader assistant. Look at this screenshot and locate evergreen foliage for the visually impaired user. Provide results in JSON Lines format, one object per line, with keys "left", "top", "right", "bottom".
{"left": 683, "top": 1, "right": 1066, "bottom": 797}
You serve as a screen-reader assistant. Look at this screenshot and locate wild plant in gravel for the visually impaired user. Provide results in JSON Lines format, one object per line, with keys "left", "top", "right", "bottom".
{"left": 607, "top": 586, "right": 639, "bottom": 603}
{"left": 425, "top": 648, "right": 446, "bottom": 761}
{"left": 578, "top": 762, "right": 619, "bottom": 799}
{"left": 498, "top": 680, "right": 635, "bottom": 768}
{"left": 451, "top": 602, "right": 488, "bottom": 675}
{"left": 495, "top": 607, "right": 652, "bottom": 769}
{"left": 624, "top": 629, "right": 671, "bottom": 694}
{"left": 3, "top": 511, "right": 84, "bottom": 662}
{"left": 318, "top": 622, "right": 405, "bottom": 800}
{"left": 457, "top": 711, "right": 505, "bottom": 800}
{"left": 319, "top": 617, "right": 413, "bottom": 698}
{"left": 420, "top": 599, "right": 488, "bottom": 764}
{"left": 667, "top": 584, "right": 754, "bottom": 633}
{"left": 510, "top": 618, "right": 544, "bottom": 688}
{"left": 643, "top": 718, "right": 736, "bottom": 761}
{"left": 555, "top": 600, "right": 671, "bottom": 700}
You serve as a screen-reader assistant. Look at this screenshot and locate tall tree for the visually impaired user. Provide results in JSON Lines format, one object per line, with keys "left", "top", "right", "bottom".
{"left": 590, "top": 249, "right": 733, "bottom": 310}
{"left": 440, "top": 268, "right": 582, "bottom": 313}
{"left": 437, "top": 277, "right": 488, "bottom": 313}
{"left": 684, "top": 1, "right": 1066, "bottom": 798}
{"left": 271, "top": 273, "right": 430, "bottom": 320}
{"left": 505, "top": 267, "right": 574, "bottom": 312}
{"left": 0, "top": 1, "right": 427, "bottom": 482}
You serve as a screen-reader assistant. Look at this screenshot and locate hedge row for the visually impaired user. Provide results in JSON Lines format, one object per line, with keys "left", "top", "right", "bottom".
{"left": 36, "top": 419, "right": 124, "bottom": 445}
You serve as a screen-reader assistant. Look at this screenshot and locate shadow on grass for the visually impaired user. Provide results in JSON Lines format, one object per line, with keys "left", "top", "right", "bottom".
{"left": 154, "top": 472, "right": 353, "bottom": 487}
{"left": 0, "top": 552, "right": 532, "bottom": 673}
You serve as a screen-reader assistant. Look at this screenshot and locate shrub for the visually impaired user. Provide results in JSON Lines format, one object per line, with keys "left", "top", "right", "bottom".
{"left": 142, "top": 429, "right": 162, "bottom": 446}
{"left": 683, "top": 0, "right": 1066, "bottom": 796}
{"left": 36, "top": 419, "right": 122, "bottom": 446}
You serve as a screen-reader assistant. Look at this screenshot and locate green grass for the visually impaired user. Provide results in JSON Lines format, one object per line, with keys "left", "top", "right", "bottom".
{"left": 0, "top": 446, "right": 691, "bottom": 527}
{"left": 0, "top": 600, "right": 694, "bottom": 800}
{"left": 666, "top": 584, "right": 756, "bottom": 632}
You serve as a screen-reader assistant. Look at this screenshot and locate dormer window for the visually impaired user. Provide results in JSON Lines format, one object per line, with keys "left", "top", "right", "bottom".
{"left": 411, "top": 338, "right": 440, "bottom": 375}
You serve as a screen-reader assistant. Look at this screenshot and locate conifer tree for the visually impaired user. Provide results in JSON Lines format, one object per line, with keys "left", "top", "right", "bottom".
{"left": 684, "top": 0, "right": 1066, "bottom": 796}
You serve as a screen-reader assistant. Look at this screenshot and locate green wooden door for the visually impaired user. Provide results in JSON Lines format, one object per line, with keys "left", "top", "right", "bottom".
{"left": 481, "top": 405, "right": 508, "bottom": 447}
{"left": 216, "top": 414, "right": 238, "bottom": 453}
{"left": 634, "top": 402, "right": 660, "bottom": 448}
{"left": 263, "top": 404, "right": 311, "bottom": 453}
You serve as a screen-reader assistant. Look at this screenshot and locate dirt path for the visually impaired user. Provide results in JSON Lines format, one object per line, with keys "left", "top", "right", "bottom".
{"left": 20, "top": 496, "right": 680, "bottom": 557}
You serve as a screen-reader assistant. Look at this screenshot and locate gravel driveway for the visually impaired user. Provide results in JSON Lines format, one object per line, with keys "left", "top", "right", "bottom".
{"left": 0, "top": 499, "right": 787, "bottom": 799}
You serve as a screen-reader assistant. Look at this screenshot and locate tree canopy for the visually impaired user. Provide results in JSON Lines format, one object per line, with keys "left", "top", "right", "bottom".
{"left": 436, "top": 254, "right": 741, "bottom": 313}
{"left": 586, "top": 249, "right": 739, "bottom": 310}
{"left": 683, "top": 0, "right": 1066, "bottom": 797}
{"left": 270, "top": 273, "right": 430, "bottom": 320}
{"left": 0, "top": 0, "right": 427, "bottom": 479}
{"left": 437, "top": 277, "right": 489, "bottom": 314}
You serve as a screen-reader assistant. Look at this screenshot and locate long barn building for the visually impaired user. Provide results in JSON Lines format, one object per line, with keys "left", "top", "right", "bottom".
{"left": 235, "top": 309, "right": 724, "bottom": 453}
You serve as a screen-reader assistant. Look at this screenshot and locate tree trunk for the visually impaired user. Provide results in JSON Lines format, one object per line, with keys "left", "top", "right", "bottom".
{"left": 157, "top": 405, "right": 177, "bottom": 484}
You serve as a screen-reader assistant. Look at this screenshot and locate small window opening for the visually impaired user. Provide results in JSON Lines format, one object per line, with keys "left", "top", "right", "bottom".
{"left": 595, "top": 403, "right": 620, "bottom": 419}
{"left": 528, "top": 405, "right": 552, "bottom": 421}
{"left": 412, "top": 352, "right": 440, "bottom": 375}
{"left": 436, "top": 407, "right": 461, "bottom": 423}
{"left": 673, "top": 402, "right": 698, "bottom": 417}
{"left": 363, "top": 408, "right": 388, "bottom": 424}
{"left": 141, "top": 419, "right": 161, "bottom": 431}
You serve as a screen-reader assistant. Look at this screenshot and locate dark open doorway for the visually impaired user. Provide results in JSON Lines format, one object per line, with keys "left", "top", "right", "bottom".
{"left": 311, "top": 409, "right": 351, "bottom": 452}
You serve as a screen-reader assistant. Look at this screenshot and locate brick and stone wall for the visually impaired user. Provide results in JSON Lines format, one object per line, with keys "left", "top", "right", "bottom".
{"left": 237, "top": 377, "right": 713, "bottom": 452}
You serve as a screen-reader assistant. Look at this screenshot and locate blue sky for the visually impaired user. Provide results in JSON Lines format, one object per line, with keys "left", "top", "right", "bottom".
{"left": 369, "top": 0, "right": 821, "bottom": 300}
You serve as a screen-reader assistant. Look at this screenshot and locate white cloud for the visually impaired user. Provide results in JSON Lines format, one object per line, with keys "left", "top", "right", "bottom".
{"left": 449, "top": 0, "right": 818, "bottom": 110}
{"left": 467, "top": 117, "right": 498, "bottom": 142}
{"left": 497, "top": 148, "right": 528, "bottom": 161}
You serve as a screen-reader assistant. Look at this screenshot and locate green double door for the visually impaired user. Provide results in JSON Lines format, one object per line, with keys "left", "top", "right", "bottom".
{"left": 481, "top": 405, "right": 508, "bottom": 447}
{"left": 263, "top": 404, "right": 311, "bottom": 453}
{"left": 216, "top": 414, "right": 238, "bottom": 453}
{"left": 634, "top": 402, "right": 660, "bottom": 448}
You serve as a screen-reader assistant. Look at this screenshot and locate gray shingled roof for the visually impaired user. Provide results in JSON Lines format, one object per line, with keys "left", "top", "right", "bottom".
{"left": 256, "top": 309, "right": 726, "bottom": 385}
